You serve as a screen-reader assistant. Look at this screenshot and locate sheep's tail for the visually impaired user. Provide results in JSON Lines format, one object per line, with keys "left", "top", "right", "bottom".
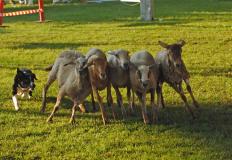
{"left": 44, "top": 64, "right": 53, "bottom": 71}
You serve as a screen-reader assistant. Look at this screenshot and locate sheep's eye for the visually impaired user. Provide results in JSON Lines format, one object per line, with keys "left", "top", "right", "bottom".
{"left": 137, "top": 70, "right": 141, "bottom": 78}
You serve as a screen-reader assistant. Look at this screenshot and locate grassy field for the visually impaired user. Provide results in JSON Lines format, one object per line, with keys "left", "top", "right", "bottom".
{"left": 1, "top": 0, "right": 232, "bottom": 159}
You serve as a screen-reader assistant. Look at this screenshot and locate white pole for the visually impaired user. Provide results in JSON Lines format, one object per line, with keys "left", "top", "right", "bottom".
{"left": 28, "top": 0, "right": 33, "bottom": 5}
{"left": 140, "top": 0, "right": 154, "bottom": 21}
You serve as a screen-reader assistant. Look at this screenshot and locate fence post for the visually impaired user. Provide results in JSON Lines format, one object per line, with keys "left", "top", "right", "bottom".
{"left": 0, "top": 0, "right": 3, "bottom": 25}
{"left": 38, "top": 0, "right": 45, "bottom": 22}
{"left": 140, "top": 0, "right": 154, "bottom": 21}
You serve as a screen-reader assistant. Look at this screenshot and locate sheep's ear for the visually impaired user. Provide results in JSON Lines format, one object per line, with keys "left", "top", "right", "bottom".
{"left": 123, "top": 50, "right": 130, "bottom": 56}
{"left": 129, "top": 63, "right": 137, "bottom": 70}
{"left": 107, "top": 51, "right": 118, "bottom": 57}
{"left": 107, "top": 51, "right": 115, "bottom": 56}
{"left": 80, "top": 60, "right": 93, "bottom": 70}
{"left": 126, "top": 51, "right": 130, "bottom": 55}
{"left": 177, "top": 40, "right": 186, "bottom": 47}
{"left": 63, "top": 62, "right": 76, "bottom": 66}
{"left": 158, "top": 41, "right": 169, "bottom": 48}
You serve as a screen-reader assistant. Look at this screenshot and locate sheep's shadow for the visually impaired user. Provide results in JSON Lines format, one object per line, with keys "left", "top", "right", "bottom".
{"left": 2, "top": 99, "right": 232, "bottom": 156}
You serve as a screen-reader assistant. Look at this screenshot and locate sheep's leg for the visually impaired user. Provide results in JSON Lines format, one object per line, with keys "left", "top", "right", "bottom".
{"left": 107, "top": 84, "right": 112, "bottom": 108}
{"left": 91, "top": 90, "right": 97, "bottom": 112}
{"left": 107, "top": 84, "right": 117, "bottom": 120}
{"left": 47, "top": 93, "right": 63, "bottom": 123}
{"left": 69, "top": 100, "right": 78, "bottom": 124}
{"left": 173, "top": 84, "right": 196, "bottom": 119}
{"left": 41, "top": 75, "right": 56, "bottom": 113}
{"left": 132, "top": 91, "right": 135, "bottom": 108}
{"left": 92, "top": 87, "right": 108, "bottom": 125}
{"left": 184, "top": 79, "right": 200, "bottom": 109}
{"left": 114, "top": 86, "right": 126, "bottom": 119}
{"left": 157, "top": 82, "right": 165, "bottom": 109}
{"left": 137, "top": 92, "right": 149, "bottom": 124}
{"left": 127, "top": 87, "right": 135, "bottom": 114}
{"left": 78, "top": 103, "right": 87, "bottom": 113}
{"left": 150, "top": 89, "right": 158, "bottom": 124}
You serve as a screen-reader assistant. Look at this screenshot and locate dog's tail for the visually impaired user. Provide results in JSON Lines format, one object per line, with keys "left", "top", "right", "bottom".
{"left": 44, "top": 64, "right": 53, "bottom": 71}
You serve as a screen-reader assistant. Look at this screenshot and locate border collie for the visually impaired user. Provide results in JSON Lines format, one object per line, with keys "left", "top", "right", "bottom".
{"left": 12, "top": 68, "right": 37, "bottom": 111}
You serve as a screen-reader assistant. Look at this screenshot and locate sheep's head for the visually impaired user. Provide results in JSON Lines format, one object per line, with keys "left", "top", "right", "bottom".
{"left": 108, "top": 49, "right": 130, "bottom": 70}
{"left": 63, "top": 57, "right": 89, "bottom": 75}
{"left": 158, "top": 40, "right": 186, "bottom": 74}
{"left": 133, "top": 64, "right": 155, "bottom": 90}
{"left": 81, "top": 55, "right": 107, "bottom": 80}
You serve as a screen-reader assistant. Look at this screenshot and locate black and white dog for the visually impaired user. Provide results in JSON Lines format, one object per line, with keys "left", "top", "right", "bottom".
{"left": 12, "top": 68, "right": 37, "bottom": 111}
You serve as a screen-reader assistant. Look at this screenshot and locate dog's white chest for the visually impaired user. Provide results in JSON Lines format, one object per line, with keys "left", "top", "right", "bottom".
{"left": 17, "top": 87, "right": 31, "bottom": 99}
{"left": 12, "top": 87, "right": 32, "bottom": 111}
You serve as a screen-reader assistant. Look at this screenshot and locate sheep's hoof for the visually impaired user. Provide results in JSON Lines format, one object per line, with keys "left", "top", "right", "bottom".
{"left": 40, "top": 108, "right": 46, "bottom": 113}
{"left": 129, "top": 108, "right": 136, "bottom": 116}
{"left": 102, "top": 118, "right": 109, "bottom": 125}
{"left": 79, "top": 104, "right": 86, "bottom": 113}
{"left": 122, "top": 114, "right": 127, "bottom": 121}
{"left": 195, "top": 107, "right": 201, "bottom": 116}
{"left": 47, "top": 118, "right": 53, "bottom": 123}
{"left": 191, "top": 113, "right": 197, "bottom": 120}
{"left": 143, "top": 118, "right": 150, "bottom": 125}
{"left": 92, "top": 107, "right": 97, "bottom": 113}
{"left": 144, "top": 120, "right": 150, "bottom": 125}
{"left": 194, "top": 101, "right": 200, "bottom": 109}
{"left": 142, "top": 113, "right": 150, "bottom": 124}
{"left": 121, "top": 114, "right": 127, "bottom": 121}
{"left": 159, "top": 104, "right": 165, "bottom": 109}
{"left": 152, "top": 116, "right": 158, "bottom": 124}
{"left": 69, "top": 118, "right": 76, "bottom": 124}
{"left": 112, "top": 113, "right": 117, "bottom": 121}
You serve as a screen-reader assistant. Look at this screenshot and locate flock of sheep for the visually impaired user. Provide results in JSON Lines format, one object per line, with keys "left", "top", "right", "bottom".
{"left": 41, "top": 40, "right": 199, "bottom": 125}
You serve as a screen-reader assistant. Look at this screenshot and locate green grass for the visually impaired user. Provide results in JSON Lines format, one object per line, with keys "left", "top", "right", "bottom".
{"left": 1, "top": 0, "right": 232, "bottom": 159}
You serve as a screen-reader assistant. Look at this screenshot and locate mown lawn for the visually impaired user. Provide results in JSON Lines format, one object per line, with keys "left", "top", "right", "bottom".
{"left": 1, "top": 0, "right": 232, "bottom": 159}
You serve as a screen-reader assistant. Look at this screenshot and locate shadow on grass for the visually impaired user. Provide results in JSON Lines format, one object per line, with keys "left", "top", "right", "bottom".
{"left": 1, "top": 99, "right": 232, "bottom": 156}
{"left": 118, "top": 17, "right": 204, "bottom": 28}
{"left": 12, "top": 42, "right": 113, "bottom": 50}
{"left": 12, "top": 42, "right": 85, "bottom": 50}
{"left": 190, "top": 66, "right": 232, "bottom": 78}
{"left": 2, "top": 99, "right": 232, "bottom": 127}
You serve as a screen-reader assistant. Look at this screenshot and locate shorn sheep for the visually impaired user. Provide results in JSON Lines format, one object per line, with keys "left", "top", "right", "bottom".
{"left": 41, "top": 50, "right": 86, "bottom": 113}
{"left": 46, "top": 53, "right": 91, "bottom": 123}
{"left": 83, "top": 48, "right": 110, "bottom": 125}
{"left": 106, "top": 49, "right": 132, "bottom": 118}
{"left": 155, "top": 40, "right": 199, "bottom": 119}
{"left": 129, "top": 51, "right": 159, "bottom": 124}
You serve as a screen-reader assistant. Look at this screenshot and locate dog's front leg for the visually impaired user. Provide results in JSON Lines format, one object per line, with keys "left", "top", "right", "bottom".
{"left": 12, "top": 95, "right": 19, "bottom": 111}
{"left": 12, "top": 83, "right": 19, "bottom": 111}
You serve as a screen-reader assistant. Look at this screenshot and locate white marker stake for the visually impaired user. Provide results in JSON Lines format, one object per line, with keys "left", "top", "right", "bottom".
{"left": 12, "top": 96, "right": 19, "bottom": 111}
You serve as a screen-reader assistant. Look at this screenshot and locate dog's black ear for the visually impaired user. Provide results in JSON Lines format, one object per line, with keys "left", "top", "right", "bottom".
{"left": 17, "top": 68, "right": 24, "bottom": 76}
{"left": 32, "top": 73, "right": 38, "bottom": 80}
{"left": 17, "top": 68, "right": 21, "bottom": 74}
